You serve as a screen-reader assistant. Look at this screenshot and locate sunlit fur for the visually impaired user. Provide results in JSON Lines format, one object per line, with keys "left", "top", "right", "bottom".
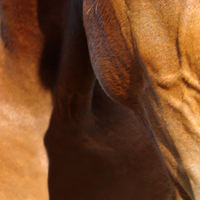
{"left": 84, "top": 0, "right": 200, "bottom": 199}
{"left": 1, "top": 0, "right": 198, "bottom": 199}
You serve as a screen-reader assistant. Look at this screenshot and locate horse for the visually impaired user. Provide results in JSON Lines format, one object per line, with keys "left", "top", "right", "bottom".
{"left": 0, "top": 0, "right": 193, "bottom": 199}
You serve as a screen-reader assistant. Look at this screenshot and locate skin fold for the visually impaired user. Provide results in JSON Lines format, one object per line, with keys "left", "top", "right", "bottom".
{"left": 0, "top": 0, "right": 194, "bottom": 199}
{"left": 83, "top": 0, "right": 200, "bottom": 199}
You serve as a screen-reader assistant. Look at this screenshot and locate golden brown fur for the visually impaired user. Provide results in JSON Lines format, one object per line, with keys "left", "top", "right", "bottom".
{"left": 84, "top": 0, "right": 200, "bottom": 199}
{"left": 0, "top": 0, "right": 196, "bottom": 199}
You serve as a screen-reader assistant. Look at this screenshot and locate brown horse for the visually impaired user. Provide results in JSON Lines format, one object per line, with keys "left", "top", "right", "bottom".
{"left": 83, "top": 0, "right": 200, "bottom": 199}
{"left": 0, "top": 0, "right": 194, "bottom": 199}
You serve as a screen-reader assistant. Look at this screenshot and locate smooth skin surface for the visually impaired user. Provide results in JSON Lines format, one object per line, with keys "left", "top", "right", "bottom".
{"left": 0, "top": 0, "right": 51, "bottom": 199}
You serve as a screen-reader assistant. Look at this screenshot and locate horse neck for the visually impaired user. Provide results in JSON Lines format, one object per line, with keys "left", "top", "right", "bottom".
{"left": 0, "top": 0, "right": 68, "bottom": 90}
{"left": 1, "top": 0, "right": 43, "bottom": 58}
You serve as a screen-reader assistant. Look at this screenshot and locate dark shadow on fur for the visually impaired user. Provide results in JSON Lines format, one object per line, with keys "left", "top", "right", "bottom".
{"left": 37, "top": 0, "right": 180, "bottom": 199}
{"left": 37, "top": 0, "right": 70, "bottom": 90}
